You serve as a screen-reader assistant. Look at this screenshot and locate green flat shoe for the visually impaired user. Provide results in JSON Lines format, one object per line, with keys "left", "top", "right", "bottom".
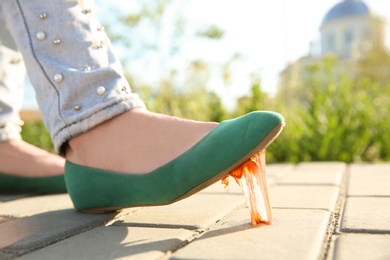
{"left": 65, "top": 111, "right": 285, "bottom": 213}
{"left": 0, "top": 173, "right": 67, "bottom": 194}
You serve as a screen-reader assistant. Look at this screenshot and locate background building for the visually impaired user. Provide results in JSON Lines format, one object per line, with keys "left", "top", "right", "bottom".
{"left": 321, "top": 0, "right": 384, "bottom": 60}
{"left": 277, "top": 0, "right": 386, "bottom": 104}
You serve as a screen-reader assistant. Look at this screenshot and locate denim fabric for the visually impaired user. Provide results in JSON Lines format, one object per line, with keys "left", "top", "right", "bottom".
{"left": 0, "top": 8, "right": 26, "bottom": 142}
{"left": 0, "top": 0, "right": 145, "bottom": 154}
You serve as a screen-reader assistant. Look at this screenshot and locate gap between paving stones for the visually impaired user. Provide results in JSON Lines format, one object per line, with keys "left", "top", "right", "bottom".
{"left": 166, "top": 202, "right": 250, "bottom": 259}
{"left": 272, "top": 207, "right": 334, "bottom": 211}
{"left": 112, "top": 221, "right": 200, "bottom": 231}
{"left": 1, "top": 208, "right": 141, "bottom": 258}
{"left": 319, "top": 163, "right": 349, "bottom": 260}
{"left": 338, "top": 229, "right": 390, "bottom": 235}
{"left": 2, "top": 217, "right": 109, "bottom": 258}
{"left": 346, "top": 195, "right": 390, "bottom": 198}
{"left": 13, "top": 202, "right": 248, "bottom": 260}
{"left": 276, "top": 183, "right": 340, "bottom": 186}
{"left": 159, "top": 203, "right": 249, "bottom": 260}
{"left": 109, "top": 202, "right": 248, "bottom": 260}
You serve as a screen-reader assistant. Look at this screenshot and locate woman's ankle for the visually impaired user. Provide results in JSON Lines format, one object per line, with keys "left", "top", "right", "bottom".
{"left": 66, "top": 109, "right": 218, "bottom": 174}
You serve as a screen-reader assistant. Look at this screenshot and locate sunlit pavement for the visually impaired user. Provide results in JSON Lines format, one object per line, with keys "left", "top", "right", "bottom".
{"left": 1, "top": 162, "right": 390, "bottom": 260}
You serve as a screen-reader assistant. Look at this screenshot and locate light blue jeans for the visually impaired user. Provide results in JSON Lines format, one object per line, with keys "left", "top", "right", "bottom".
{"left": 0, "top": 10, "right": 25, "bottom": 142}
{"left": 0, "top": 0, "right": 145, "bottom": 154}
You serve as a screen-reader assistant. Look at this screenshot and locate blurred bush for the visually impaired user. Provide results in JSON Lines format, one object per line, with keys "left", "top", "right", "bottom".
{"left": 20, "top": 53, "right": 390, "bottom": 163}
{"left": 268, "top": 54, "right": 390, "bottom": 163}
{"left": 21, "top": 119, "right": 54, "bottom": 153}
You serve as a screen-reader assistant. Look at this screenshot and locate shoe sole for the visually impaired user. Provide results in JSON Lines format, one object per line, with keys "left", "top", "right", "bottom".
{"left": 81, "top": 121, "right": 285, "bottom": 213}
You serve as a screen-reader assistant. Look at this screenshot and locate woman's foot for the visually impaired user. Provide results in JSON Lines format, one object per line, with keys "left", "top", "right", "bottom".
{"left": 64, "top": 110, "right": 285, "bottom": 211}
{"left": 0, "top": 139, "right": 65, "bottom": 177}
{"left": 66, "top": 108, "right": 218, "bottom": 174}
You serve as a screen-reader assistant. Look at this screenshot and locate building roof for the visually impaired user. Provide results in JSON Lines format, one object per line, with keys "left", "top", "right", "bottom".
{"left": 322, "top": 0, "right": 369, "bottom": 25}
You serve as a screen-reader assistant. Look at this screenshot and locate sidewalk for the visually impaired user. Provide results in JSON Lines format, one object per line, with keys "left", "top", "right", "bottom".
{"left": 1, "top": 162, "right": 389, "bottom": 260}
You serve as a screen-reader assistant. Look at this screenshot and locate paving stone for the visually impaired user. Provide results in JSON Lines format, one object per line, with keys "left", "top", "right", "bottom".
{"left": 270, "top": 185, "right": 340, "bottom": 211}
{"left": 0, "top": 194, "right": 31, "bottom": 202}
{"left": 0, "top": 216, "right": 17, "bottom": 224}
{"left": 341, "top": 197, "right": 390, "bottom": 233}
{"left": 264, "top": 163, "right": 295, "bottom": 180}
{"left": 202, "top": 177, "right": 266, "bottom": 195}
{"left": 0, "top": 194, "right": 73, "bottom": 217}
{"left": 4, "top": 162, "right": 389, "bottom": 260}
{"left": 116, "top": 192, "right": 246, "bottom": 231}
{"left": 172, "top": 208, "right": 331, "bottom": 260}
{"left": 18, "top": 226, "right": 193, "bottom": 260}
{"left": 348, "top": 163, "right": 390, "bottom": 196}
{"left": 296, "top": 162, "right": 347, "bottom": 172}
{"left": 279, "top": 162, "right": 346, "bottom": 185}
{"left": 0, "top": 251, "right": 12, "bottom": 260}
{"left": 0, "top": 209, "right": 117, "bottom": 256}
{"left": 332, "top": 234, "right": 390, "bottom": 260}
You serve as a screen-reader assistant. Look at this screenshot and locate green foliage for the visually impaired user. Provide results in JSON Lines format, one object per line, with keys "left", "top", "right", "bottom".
{"left": 21, "top": 53, "right": 390, "bottom": 163}
{"left": 267, "top": 55, "right": 390, "bottom": 163}
{"left": 21, "top": 120, "right": 54, "bottom": 152}
{"left": 135, "top": 60, "right": 228, "bottom": 122}
{"left": 196, "top": 25, "right": 225, "bottom": 39}
{"left": 234, "top": 73, "right": 270, "bottom": 116}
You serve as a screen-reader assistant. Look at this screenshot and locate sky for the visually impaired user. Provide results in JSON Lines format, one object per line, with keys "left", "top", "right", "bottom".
{"left": 23, "top": 0, "right": 390, "bottom": 108}
{"left": 181, "top": 0, "right": 390, "bottom": 104}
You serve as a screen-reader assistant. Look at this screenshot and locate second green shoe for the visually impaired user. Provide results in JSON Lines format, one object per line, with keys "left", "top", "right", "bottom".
{"left": 0, "top": 173, "right": 67, "bottom": 194}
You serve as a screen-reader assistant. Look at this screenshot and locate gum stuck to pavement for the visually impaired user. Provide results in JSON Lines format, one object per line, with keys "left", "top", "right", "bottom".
{"left": 222, "top": 150, "right": 272, "bottom": 225}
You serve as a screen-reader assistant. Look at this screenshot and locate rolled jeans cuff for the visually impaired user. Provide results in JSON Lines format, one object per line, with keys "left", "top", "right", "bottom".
{"left": 55, "top": 91, "right": 146, "bottom": 154}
